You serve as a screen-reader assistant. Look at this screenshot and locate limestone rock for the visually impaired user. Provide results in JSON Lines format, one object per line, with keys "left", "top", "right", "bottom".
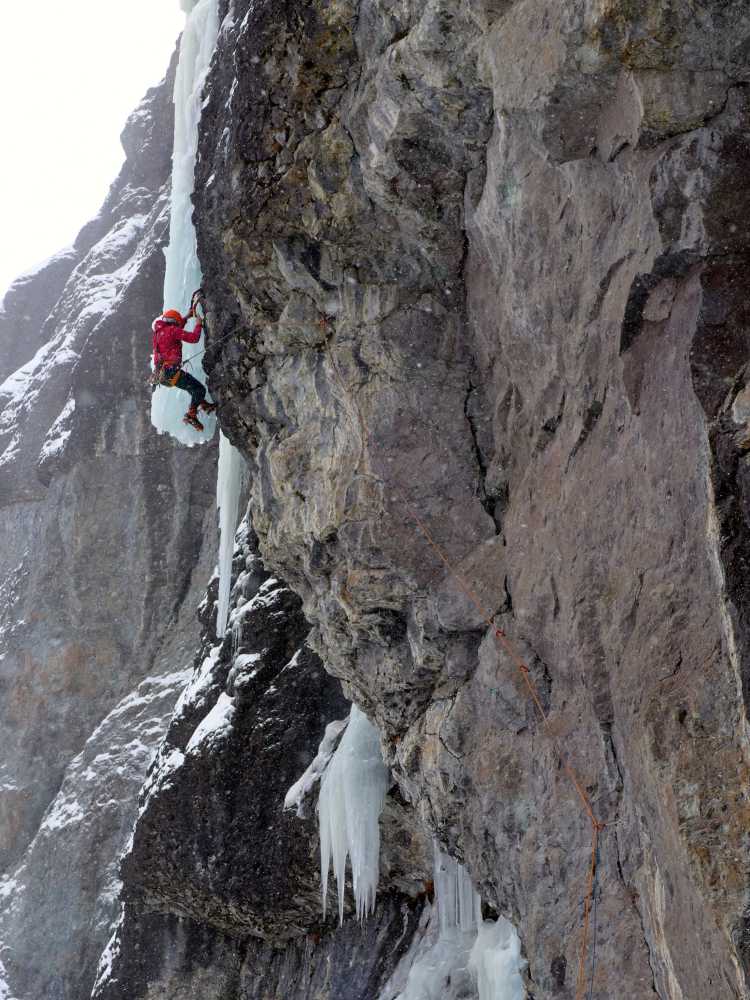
{"left": 191, "top": 0, "right": 750, "bottom": 996}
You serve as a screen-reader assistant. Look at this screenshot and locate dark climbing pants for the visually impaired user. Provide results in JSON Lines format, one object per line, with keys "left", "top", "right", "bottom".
{"left": 163, "top": 367, "right": 206, "bottom": 409}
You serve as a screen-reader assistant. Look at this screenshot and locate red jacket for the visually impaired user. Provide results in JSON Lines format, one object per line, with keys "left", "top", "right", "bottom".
{"left": 152, "top": 317, "right": 202, "bottom": 369}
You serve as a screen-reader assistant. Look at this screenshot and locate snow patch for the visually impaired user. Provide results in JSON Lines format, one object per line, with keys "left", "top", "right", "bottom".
{"left": 91, "top": 907, "right": 123, "bottom": 995}
{"left": 140, "top": 747, "right": 186, "bottom": 814}
{"left": 39, "top": 396, "right": 75, "bottom": 461}
{"left": 41, "top": 796, "right": 86, "bottom": 833}
{"left": 186, "top": 692, "right": 235, "bottom": 753}
{"left": 173, "top": 646, "right": 221, "bottom": 717}
{"left": 0, "top": 957, "right": 19, "bottom": 1000}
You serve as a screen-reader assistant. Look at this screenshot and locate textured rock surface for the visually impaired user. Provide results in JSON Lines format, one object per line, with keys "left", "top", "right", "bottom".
{"left": 95, "top": 898, "right": 421, "bottom": 1000}
{"left": 97, "top": 521, "right": 426, "bottom": 999}
{"left": 0, "top": 669, "right": 192, "bottom": 1000}
{"left": 0, "top": 55, "right": 219, "bottom": 1000}
{"left": 191, "top": 1, "right": 750, "bottom": 997}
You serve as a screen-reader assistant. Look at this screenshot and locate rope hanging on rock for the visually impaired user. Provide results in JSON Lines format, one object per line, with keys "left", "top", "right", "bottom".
{"left": 394, "top": 491, "right": 605, "bottom": 1000}
{"left": 325, "top": 339, "right": 606, "bottom": 999}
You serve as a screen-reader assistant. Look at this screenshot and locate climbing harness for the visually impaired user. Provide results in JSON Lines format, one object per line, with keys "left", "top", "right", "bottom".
{"left": 325, "top": 342, "right": 605, "bottom": 1000}
{"left": 148, "top": 365, "right": 181, "bottom": 387}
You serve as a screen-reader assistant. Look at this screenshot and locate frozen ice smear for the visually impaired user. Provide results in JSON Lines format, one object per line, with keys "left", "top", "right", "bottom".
{"left": 318, "top": 705, "right": 390, "bottom": 922}
{"left": 151, "top": 0, "right": 220, "bottom": 443}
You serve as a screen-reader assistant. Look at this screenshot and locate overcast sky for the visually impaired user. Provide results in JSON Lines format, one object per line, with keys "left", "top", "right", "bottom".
{"left": 0, "top": 2, "right": 185, "bottom": 298}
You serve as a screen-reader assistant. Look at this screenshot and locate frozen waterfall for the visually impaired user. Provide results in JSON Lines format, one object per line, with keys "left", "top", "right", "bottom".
{"left": 318, "top": 705, "right": 390, "bottom": 922}
{"left": 151, "top": 0, "right": 219, "bottom": 444}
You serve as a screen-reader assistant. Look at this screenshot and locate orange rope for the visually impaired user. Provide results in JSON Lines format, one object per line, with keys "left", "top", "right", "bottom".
{"left": 576, "top": 826, "right": 600, "bottom": 1000}
{"left": 326, "top": 341, "right": 605, "bottom": 994}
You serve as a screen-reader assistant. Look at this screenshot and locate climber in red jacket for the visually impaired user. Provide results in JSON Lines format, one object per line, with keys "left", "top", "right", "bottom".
{"left": 152, "top": 296, "right": 217, "bottom": 431}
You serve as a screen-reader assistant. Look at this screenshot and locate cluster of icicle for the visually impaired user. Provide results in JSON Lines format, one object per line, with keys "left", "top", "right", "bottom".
{"left": 387, "top": 848, "right": 525, "bottom": 1000}
{"left": 315, "top": 704, "right": 525, "bottom": 998}
{"left": 317, "top": 705, "right": 390, "bottom": 922}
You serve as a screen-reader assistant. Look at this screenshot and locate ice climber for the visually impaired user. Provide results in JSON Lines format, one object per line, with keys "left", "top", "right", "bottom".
{"left": 151, "top": 296, "right": 216, "bottom": 431}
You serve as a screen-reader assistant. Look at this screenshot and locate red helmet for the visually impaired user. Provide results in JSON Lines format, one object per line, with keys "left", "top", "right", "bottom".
{"left": 162, "top": 309, "right": 184, "bottom": 325}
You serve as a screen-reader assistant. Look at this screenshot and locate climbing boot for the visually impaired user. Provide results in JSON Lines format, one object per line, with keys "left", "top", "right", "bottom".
{"left": 199, "top": 400, "right": 217, "bottom": 415}
{"left": 183, "top": 406, "right": 204, "bottom": 432}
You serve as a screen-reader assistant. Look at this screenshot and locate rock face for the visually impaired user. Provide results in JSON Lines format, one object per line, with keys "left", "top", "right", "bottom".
{"left": 0, "top": 55, "right": 219, "bottom": 1000}
{"left": 95, "top": 522, "right": 426, "bottom": 1000}
{"left": 189, "top": 1, "right": 750, "bottom": 997}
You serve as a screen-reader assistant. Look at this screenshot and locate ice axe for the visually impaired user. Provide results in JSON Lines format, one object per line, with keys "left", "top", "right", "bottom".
{"left": 190, "top": 288, "right": 206, "bottom": 318}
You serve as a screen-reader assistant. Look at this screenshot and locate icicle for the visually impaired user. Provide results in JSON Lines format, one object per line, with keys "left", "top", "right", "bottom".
{"left": 382, "top": 846, "right": 526, "bottom": 1000}
{"left": 317, "top": 705, "right": 390, "bottom": 923}
{"left": 434, "top": 844, "right": 482, "bottom": 936}
{"left": 230, "top": 616, "right": 241, "bottom": 660}
{"left": 216, "top": 432, "right": 243, "bottom": 637}
{"left": 151, "top": 0, "right": 220, "bottom": 443}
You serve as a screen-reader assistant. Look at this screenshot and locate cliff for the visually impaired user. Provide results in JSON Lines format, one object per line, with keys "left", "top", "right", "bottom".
{"left": 192, "top": 0, "right": 750, "bottom": 997}
{"left": 3, "top": 2, "right": 750, "bottom": 999}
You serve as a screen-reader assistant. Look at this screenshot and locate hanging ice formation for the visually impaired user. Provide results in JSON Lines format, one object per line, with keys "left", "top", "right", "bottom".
{"left": 216, "top": 432, "right": 244, "bottom": 637}
{"left": 318, "top": 705, "right": 390, "bottom": 922}
{"left": 434, "top": 846, "right": 483, "bottom": 935}
{"left": 150, "top": 0, "right": 219, "bottom": 445}
{"left": 382, "top": 847, "right": 526, "bottom": 1000}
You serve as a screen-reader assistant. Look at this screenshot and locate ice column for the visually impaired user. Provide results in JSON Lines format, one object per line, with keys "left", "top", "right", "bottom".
{"left": 216, "top": 432, "right": 244, "bottom": 637}
{"left": 151, "top": 0, "right": 219, "bottom": 444}
{"left": 434, "top": 846, "right": 483, "bottom": 935}
{"left": 318, "top": 705, "right": 390, "bottom": 922}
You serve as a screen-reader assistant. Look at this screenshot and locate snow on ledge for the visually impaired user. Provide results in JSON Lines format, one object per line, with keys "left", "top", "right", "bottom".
{"left": 39, "top": 396, "right": 75, "bottom": 462}
{"left": 185, "top": 692, "right": 235, "bottom": 754}
{"left": 284, "top": 718, "right": 348, "bottom": 818}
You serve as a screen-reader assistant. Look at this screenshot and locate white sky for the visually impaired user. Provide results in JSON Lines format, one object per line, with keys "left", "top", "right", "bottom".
{"left": 0, "top": 1, "right": 185, "bottom": 297}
